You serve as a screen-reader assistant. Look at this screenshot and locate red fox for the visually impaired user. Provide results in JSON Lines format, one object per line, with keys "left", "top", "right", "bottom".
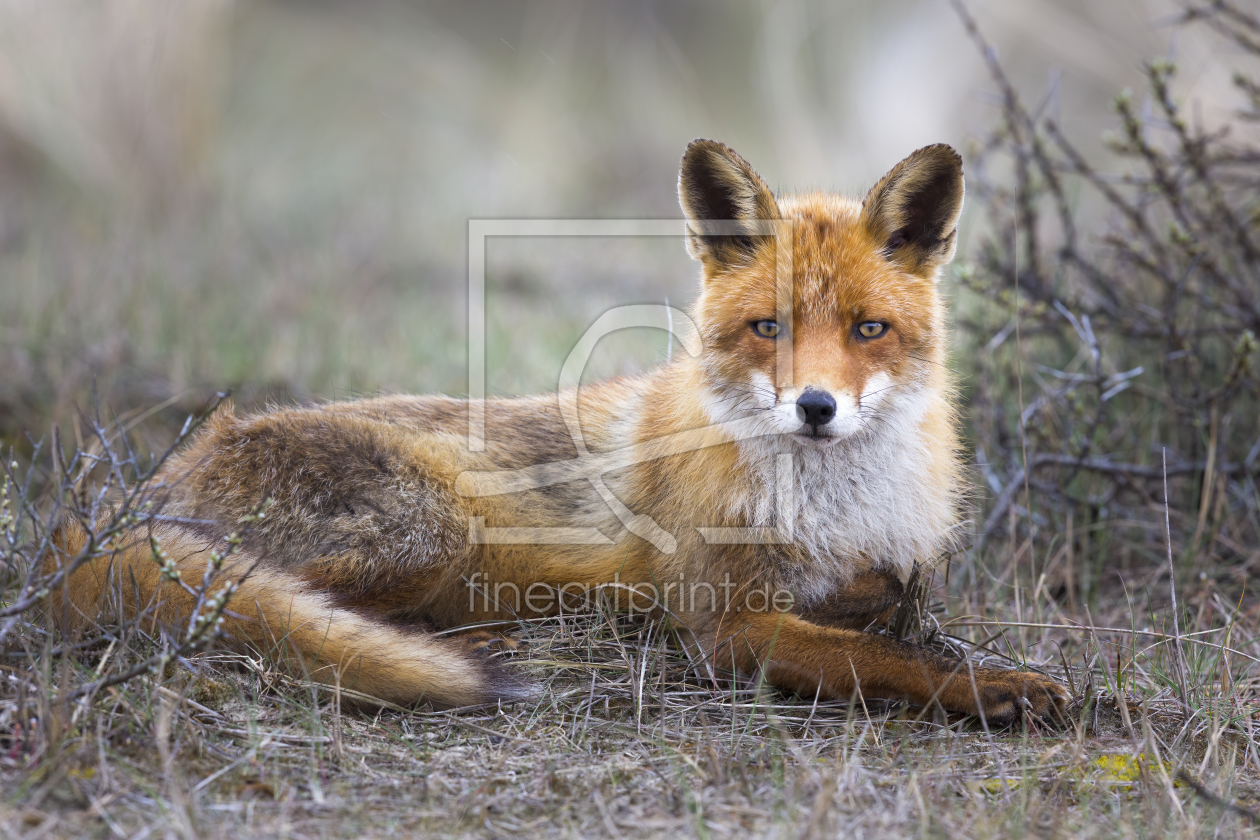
{"left": 49, "top": 140, "right": 1066, "bottom": 725}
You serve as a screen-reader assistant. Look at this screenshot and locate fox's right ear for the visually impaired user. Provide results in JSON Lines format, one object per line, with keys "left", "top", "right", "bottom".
{"left": 861, "top": 144, "right": 964, "bottom": 280}
{"left": 678, "top": 139, "right": 780, "bottom": 272}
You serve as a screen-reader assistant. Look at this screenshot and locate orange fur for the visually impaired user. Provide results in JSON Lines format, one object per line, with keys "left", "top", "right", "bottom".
{"left": 45, "top": 141, "right": 1065, "bottom": 722}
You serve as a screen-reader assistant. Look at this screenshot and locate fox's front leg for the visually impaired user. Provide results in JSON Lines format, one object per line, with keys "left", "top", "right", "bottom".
{"left": 709, "top": 611, "right": 1067, "bottom": 726}
{"left": 798, "top": 569, "right": 905, "bottom": 630}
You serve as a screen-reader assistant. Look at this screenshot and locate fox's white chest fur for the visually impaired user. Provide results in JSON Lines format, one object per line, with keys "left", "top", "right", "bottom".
{"left": 703, "top": 378, "right": 958, "bottom": 603}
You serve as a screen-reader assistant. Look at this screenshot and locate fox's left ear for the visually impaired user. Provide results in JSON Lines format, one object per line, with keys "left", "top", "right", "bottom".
{"left": 861, "top": 144, "right": 964, "bottom": 280}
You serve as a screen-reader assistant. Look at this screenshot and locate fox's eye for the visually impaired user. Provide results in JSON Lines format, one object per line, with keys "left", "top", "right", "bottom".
{"left": 856, "top": 321, "right": 888, "bottom": 339}
{"left": 752, "top": 320, "right": 781, "bottom": 339}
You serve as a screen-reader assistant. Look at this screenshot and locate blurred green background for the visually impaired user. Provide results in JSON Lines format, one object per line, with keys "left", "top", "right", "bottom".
{"left": 0, "top": 0, "right": 1240, "bottom": 453}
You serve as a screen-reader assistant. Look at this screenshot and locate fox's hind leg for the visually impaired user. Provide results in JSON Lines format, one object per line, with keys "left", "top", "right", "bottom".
{"left": 450, "top": 627, "right": 521, "bottom": 653}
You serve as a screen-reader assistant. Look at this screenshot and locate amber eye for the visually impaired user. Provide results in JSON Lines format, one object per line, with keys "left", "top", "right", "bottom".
{"left": 752, "top": 320, "right": 781, "bottom": 339}
{"left": 856, "top": 321, "right": 887, "bottom": 339}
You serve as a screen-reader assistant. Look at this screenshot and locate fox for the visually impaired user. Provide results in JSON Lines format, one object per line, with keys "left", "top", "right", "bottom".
{"left": 47, "top": 140, "right": 1067, "bottom": 725}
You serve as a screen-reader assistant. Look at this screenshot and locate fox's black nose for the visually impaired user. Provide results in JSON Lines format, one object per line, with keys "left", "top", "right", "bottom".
{"left": 795, "top": 389, "right": 836, "bottom": 431}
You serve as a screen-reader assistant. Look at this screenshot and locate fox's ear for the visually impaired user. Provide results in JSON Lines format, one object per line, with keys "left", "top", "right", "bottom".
{"left": 678, "top": 139, "right": 780, "bottom": 272}
{"left": 861, "top": 144, "right": 964, "bottom": 280}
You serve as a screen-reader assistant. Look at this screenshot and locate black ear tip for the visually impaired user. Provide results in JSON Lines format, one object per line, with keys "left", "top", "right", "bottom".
{"left": 681, "top": 138, "right": 728, "bottom": 167}
{"left": 910, "top": 143, "right": 964, "bottom": 175}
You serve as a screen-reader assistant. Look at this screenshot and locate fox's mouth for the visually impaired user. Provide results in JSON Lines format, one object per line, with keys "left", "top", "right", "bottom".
{"left": 792, "top": 430, "right": 843, "bottom": 447}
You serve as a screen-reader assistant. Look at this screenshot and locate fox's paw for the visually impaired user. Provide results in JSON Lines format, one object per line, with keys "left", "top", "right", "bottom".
{"left": 958, "top": 668, "right": 1069, "bottom": 727}
{"left": 454, "top": 628, "right": 521, "bottom": 654}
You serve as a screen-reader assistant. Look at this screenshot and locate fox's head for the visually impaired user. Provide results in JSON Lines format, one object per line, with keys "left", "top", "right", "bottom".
{"left": 678, "top": 140, "right": 963, "bottom": 447}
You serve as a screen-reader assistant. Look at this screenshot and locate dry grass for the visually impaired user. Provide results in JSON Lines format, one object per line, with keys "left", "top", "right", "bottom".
{"left": 5, "top": 586, "right": 1260, "bottom": 839}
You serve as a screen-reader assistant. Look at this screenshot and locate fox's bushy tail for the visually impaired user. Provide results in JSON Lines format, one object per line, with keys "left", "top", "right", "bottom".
{"left": 45, "top": 518, "right": 532, "bottom": 708}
